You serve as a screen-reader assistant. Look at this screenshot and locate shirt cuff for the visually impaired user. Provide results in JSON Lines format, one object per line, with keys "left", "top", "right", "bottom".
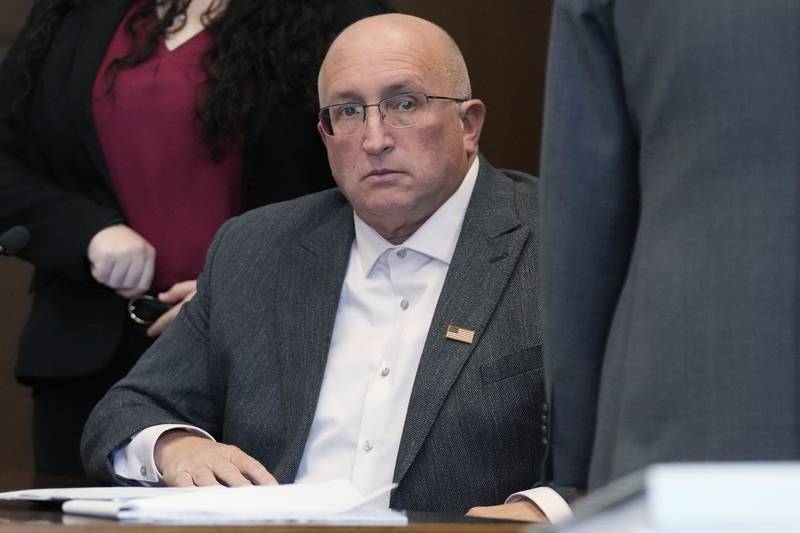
{"left": 111, "top": 424, "right": 215, "bottom": 485}
{"left": 507, "top": 486, "right": 573, "bottom": 524}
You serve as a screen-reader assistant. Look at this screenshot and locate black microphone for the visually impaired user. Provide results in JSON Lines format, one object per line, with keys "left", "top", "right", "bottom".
{"left": 0, "top": 226, "right": 30, "bottom": 256}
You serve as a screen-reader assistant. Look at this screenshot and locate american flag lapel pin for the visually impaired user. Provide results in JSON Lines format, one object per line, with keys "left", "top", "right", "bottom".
{"left": 445, "top": 324, "right": 475, "bottom": 345}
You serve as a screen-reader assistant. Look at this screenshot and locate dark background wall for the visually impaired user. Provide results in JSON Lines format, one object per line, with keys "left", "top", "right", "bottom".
{"left": 0, "top": 0, "right": 553, "bottom": 474}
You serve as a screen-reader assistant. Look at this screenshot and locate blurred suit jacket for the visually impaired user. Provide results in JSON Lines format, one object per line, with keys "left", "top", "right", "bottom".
{"left": 541, "top": 0, "right": 800, "bottom": 490}
{"left": 82, "top": 158, "right": 550, "bottom": 512}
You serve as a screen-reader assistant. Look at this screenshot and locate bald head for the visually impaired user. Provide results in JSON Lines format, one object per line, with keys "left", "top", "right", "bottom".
{"left": 318, "top": 14, "right": 471, "bottom": 104}
{"left": 315, "top": 13, "right": 486, "bottom": 244}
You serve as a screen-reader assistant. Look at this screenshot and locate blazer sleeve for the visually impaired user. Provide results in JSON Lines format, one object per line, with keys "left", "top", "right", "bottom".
{"left": 80, "top": 218, "right": 232, "bottom": 482}
{"left": 0, "top": 4, "right": 123, "bottom": 284}
{"left": 539, "top": 0, "right": 639, "bottom": 489}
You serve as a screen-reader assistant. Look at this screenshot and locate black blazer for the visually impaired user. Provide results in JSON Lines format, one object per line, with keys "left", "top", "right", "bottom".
{"left": 0, "top": 0, "right": 387, "bottom": 381}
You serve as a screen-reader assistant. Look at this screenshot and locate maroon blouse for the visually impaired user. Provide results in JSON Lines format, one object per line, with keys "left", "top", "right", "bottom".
{"left": 92, "top": 5, "right": 242, "bottom": 291}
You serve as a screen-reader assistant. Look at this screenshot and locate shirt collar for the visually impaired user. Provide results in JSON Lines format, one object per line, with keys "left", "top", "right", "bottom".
{"left": 353, "top": 157, "right": 480, "bottom": 277}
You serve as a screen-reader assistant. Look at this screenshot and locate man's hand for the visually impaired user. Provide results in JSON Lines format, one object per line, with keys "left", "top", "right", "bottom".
{"left": 87, "top": 224, "right": 155, "bottom": 298}
{"left": 466, "top": 500, "right": 547, "bottom": 523}
{"left": 146, "top": 280, "right": 197, "bottom": 337}
{"left": 154, "top": 430, "right": 277, "bottom": 487}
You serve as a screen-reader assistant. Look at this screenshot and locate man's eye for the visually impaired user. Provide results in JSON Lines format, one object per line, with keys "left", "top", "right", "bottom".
{"left": 392, "top": 99, "right": 417, "bottom": 112}
{"left": 401, "top": 99, "right": 417, "bottom": 110}
{"left": 336, "top": 105, "right": 362, "bottom": 119}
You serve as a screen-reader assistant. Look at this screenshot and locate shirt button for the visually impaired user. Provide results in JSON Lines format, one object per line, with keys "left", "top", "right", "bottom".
{"left": 381, "top": 367, "right": 390, "bottom": 377}
{"left": 397, "top": 248, "right": 407, "bottom": 258}
{"left": 400, "top": 299, "right": 409, "bottom": 310}
{"left": 140, "top": 466, "right": 147, "bottom": 476}
{"left": 363, "top": 440, "right": 374, "bottom": 452}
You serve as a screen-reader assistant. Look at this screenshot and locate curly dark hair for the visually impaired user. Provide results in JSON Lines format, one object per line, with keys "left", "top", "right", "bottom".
{"left": 14, "top": 0, "right": 353, "bottom": 159}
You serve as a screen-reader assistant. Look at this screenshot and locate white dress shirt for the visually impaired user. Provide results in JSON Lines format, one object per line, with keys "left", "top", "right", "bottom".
{"left": 112, "top": 157, "right": 570, "bottom": 522}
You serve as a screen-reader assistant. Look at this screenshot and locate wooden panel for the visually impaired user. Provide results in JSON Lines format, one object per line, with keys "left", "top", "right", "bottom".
{"left": 393, "top": 0, "right": 552, "bottom": 175}
{"left": 0, "top": 1, "right": 33, "bottom": 59}
{"left": 0, "top": 1, "right": 34, "bottom": 473}
{"left": 0, "top": 259, "right": 33, "bottom": 472}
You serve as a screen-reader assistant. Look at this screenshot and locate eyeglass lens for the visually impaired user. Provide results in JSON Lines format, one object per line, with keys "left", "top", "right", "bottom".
{"left": 322, "top": 93, "right": 428, "bottom": 136}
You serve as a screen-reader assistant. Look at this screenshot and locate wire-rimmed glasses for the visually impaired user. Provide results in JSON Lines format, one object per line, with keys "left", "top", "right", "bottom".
{"left": 319, "top": 92, "right": 466, "bottom": 136}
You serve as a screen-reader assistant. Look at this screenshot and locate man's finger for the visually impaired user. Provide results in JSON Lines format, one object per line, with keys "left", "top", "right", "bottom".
{"left": 230, "top": 450, "right": 277, "bottom": 485}
{"left": 166, "top": 470, "right": 196, "bottom": 487}
{"left": 191, "top": 466, "right": 222, "bottom": 487}
{"left": 210, "top": 461, "right": 253, "bottom": 487}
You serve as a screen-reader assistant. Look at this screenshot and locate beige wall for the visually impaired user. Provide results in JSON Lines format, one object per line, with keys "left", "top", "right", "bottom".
{"left": 0, "top": 0, "right": 552, "bottom": 475}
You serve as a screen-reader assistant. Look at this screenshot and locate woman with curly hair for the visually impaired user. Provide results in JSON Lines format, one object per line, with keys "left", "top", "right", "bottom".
{"left": 0, "top": 0, "right": 387, "bottom": 476}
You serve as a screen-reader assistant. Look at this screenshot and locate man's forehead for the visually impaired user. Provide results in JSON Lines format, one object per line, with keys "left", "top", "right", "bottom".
{"left": 325, "top": 74, "right": 429, "bottom": 104}
{"left": 321, "top": 47, "right": 439, "bottom": 104}
{"left": 320, "top": 20, "right": 442, "bottom": 102}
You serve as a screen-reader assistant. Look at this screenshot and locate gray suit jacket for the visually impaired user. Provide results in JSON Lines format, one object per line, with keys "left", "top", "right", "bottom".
{"left": 82, "top": 157, "right": 548, "bottom": 512}
{"left": 541, "top": 0, "right": 800, "bottom": 491}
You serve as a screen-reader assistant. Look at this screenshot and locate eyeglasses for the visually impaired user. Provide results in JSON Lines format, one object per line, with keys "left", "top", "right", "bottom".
{"left": 319, "top": 92, "right": 466, "bottom": 136}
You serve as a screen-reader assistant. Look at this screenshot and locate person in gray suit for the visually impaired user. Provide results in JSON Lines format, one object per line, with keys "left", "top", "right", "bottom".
{"left": 82, "top": 13, "right": 571, "bottom": 521}
{"left": 540, "top": 0, "right": 800, "bottom": 492}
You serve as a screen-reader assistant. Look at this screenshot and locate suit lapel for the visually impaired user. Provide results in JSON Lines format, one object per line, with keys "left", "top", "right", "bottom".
{"left": 392, "top": 157, "right": 531, "bottom": 486}
{"left": 272, "top": 195, "right": 355, "bottom": 481}
{"left": 69, "top": 0, "right": 134, "bottom": 184}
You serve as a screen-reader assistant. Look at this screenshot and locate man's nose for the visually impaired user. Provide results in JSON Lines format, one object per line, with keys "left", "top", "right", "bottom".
{"left": 361, "top": 106, "right": 393, "bottom": 155}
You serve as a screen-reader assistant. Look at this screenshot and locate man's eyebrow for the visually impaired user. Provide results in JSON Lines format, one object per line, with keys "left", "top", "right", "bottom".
{"left": 326, "top": 83, "right": 424, "bottom": 105}
{"left": 326, "top": 90, "right": 362, "bottom": 104}
{"left": 382, "top": 82, "right": 421, "bottom": 96}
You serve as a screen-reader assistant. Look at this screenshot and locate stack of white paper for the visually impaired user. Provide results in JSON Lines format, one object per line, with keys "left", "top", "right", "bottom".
{"left": 552, "top": 462, "right": 800, "bottom": 533}
{"left": 0, "top": 486, "right": 205, "bottom": 503}
{"left": 2, "top": 479, "right": 407, "bottom": 526}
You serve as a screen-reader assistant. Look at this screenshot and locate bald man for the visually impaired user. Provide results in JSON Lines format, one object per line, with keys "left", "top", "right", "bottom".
{"left": 82, "top": 14, "right": 567, "bottom": 521}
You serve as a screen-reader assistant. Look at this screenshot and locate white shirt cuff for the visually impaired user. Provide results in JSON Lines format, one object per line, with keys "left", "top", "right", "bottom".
{"left": 507, "top": 486, "right": 573, "bottom": 524}
{"left": 112, "top": 424, "right": 215, "bottom": 485}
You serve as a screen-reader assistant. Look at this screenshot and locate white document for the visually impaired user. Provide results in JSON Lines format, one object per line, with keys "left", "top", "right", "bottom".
{"left": 60, "top": 479, "right": 407, "bottom": 526}
{"left": 552, "top": 462, "right": 800, "bottom": 533}
{"left": 0, "top": 486, "right": 204, "bottom": 502}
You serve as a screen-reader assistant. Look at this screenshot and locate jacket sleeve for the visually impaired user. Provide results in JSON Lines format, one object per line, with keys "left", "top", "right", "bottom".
{"left": 80, "top": 217, "right": 232, "bottom": 483}
{"left": 539, "top": 0, "right": 639, "bottom": 489}
{"left": 0, "top": 3, "right": 123, "bottom": 284}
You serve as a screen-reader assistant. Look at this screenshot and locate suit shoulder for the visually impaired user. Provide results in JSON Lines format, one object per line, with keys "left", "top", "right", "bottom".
{"left": 219, "top": 188, "right": 347, "bottom": 245}
{"left": 495, "top": 168, "right": 538, "bottom": 222}
{"left": 499, "top": 168, "right": 539, "bottom": 193}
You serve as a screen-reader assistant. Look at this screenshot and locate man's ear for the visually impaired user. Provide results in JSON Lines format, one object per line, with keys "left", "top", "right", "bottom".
{"left": 317, "top": 121, "right": 329, "bottom": 147}
{"left": 460, "top": 99, "right": 486, "bottom": 155}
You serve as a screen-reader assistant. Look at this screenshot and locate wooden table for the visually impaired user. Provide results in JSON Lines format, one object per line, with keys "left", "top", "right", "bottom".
{"left": 0, "top": 471, "right": 539, "bottom": 532}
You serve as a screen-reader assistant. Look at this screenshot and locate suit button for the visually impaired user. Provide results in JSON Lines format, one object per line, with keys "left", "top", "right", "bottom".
{"left": 541, "top": 437, "right": 549, "bottom": 445}
{"left": 542, "top": 402, "right": 549, "bottom": 412}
